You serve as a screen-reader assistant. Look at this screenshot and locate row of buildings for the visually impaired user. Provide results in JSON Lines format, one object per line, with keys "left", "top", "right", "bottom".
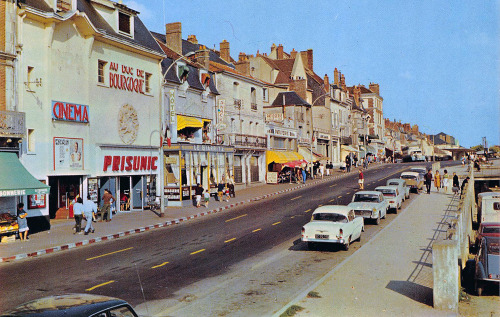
{"left": 0, "top": 0, "right": 462, "bottom": 232}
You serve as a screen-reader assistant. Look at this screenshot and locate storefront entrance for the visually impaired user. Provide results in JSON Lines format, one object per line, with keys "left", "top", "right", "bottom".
{"left": 49, "top": 176, "right": 82, "bottom": 219}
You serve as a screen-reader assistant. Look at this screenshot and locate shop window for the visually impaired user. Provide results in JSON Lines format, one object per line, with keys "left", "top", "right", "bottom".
{"left": 202, "top": 121, "right": 211, "bottom": 144}
{"left": 98, "top": 60, "right": 107, "bottom": 84}
{"left": 27, "top": 128, "right": 35, "bottom": 153}
{"left": 118, "top": 12, "right": 131, "bottom": 35}
{"left": 145, "top": 72, "right": 152, "bottom": 93}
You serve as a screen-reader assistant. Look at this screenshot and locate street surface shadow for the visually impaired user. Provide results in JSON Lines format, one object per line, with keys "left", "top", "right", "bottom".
{"left": 289, "top": 238, "right": 344, "bottom": 252}
{"left": 386, "top": 280, "right": 433, "bottom": 306}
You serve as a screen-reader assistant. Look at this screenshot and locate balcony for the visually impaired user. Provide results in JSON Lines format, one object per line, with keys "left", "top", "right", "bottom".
{"left": 251, "top": 103, "right": 257, "bottom": 111}
{"left": 233, "top": 99, "right": 242, "bottom": 109}
{"left": 225, "top": 133, "right": 267, "bottom": 149}
{"left": 0, "top": 110, "right": 25, "bottom": 137}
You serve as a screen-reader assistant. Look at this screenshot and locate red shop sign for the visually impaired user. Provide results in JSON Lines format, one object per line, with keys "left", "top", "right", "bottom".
{"left": 103, "top": 155, "right": 158, "bottom": 172}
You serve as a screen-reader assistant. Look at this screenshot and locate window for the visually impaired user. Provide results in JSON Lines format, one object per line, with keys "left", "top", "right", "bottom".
{"left": 27, "top": 129, "right": 35, "bottom": 152}
{"left": 251, "top": 87, "right": 257, "bottom": 110}
{"left": 98, "top": 60, "right": 106, "bottom": 84}
{"left": 262, "top": 88, "right": 268, "bottom": 102}
{"left": 118, "top": 12, "right": 131, "bottom": 34}
{"left": 145, "top": 72, "right": 152, "bottom": 93}
{"left": 233, "top": 82, "right": 239, "bottom": 99}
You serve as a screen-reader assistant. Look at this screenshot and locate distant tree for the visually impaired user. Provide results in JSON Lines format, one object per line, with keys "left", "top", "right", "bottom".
{"left": 471, "top": 145, "right": 484, "bottom": 151}
{"left": 489, "top": 145, "right": 500, "bottom": 153}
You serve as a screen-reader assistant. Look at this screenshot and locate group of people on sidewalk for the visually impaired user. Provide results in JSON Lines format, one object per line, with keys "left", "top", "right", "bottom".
{"left": 194, "top": 176, "right": 236, "bottom": 208}
{"left": 423, "top": 168, "right": 469, "bottom": 196}
{"left": 71, "top": 189, "right": 115, "bottom": 235}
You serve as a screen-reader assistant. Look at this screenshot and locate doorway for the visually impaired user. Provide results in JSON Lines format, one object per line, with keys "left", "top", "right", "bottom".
{"left": 131, "top": 176, "right": 144, "bottom": 210}
{"left": 48, "top": 176, "right": 82, "bottom": 219}
{"left": 119, "top": 177, "right": 130, "bottom": 211}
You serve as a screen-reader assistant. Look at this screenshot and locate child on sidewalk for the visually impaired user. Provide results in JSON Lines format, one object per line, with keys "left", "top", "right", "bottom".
{"left": 203, "top": 189, "right": 210, "bottom": 208}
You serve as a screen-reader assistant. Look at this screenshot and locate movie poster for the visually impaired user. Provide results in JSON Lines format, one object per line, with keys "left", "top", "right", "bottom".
{"left": 54, "top": 137, "right": 84, "bottom": 170}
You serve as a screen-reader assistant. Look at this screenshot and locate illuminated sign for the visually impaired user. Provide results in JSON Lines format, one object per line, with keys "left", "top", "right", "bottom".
{"left": 52, "top": 101, "right": 89, "bottom": 123}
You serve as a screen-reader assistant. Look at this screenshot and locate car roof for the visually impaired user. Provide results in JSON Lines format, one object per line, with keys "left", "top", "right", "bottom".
{"left": 478, "top": 192, "right": 500, "bottom": 199}
{"left": 2, "top": 294, "right": 130, "bottom": 317}
{"left": 401, "top": 171, "right": 419, "bottom": 176}
{"left": 410, "top": 167, "right": 427, "bottom": 171}
{"left": 387, "top": 178, "right": 404, "bottom": 184}
{"left": 480, "top": 222, "right": 500, "bottom": 227}
{"left": 375, "top": 186, "right": 396, "bottom": 191}
{"left": 353, "top": 191, "right": 380, "bottom": 195}
{"left": 313, "top": 205, "right": 351, "bottom": 216}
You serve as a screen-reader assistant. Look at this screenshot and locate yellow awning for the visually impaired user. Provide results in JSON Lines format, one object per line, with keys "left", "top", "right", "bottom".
{"left": 298, "top": 147, "right": 328, "bottom": 162}
{"left": 177, "top": 115, "right": 203, "bottom": 130}
{"left": 266, "top": 150, "right": 304, "bottom": 166}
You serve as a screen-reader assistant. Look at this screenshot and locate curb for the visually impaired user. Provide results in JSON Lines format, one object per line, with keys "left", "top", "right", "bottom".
{"left": 0, "top": 165, "right": 384, "bottom": 263}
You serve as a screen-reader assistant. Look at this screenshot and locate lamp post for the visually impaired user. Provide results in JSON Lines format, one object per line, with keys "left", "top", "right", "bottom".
{"left": 309, "top": 91, "right": 330, "bottom": 177}
{"left": 149, "top": 129, "right": 164, "bottom": 217}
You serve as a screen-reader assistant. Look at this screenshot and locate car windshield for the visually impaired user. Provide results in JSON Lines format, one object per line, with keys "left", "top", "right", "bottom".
{"left": 388, "top": 182, "right": 400, "bottom": 186}
{"left": 401, "top": 175, "right": 416, "bottom": 180}
{"left": 353, "top": 194, "right": 379, "bottom": 203}
{"left": 377, "top": 189, "right": 396, "bottom": 196}
{"left": 483, "top": 227, "right": 500, "bottom": 234}
{"left": 313, "top": 213, "right": 348, "bottom": 223}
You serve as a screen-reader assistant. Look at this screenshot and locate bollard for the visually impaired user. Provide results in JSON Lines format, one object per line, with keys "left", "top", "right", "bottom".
{"left": 433, "top": 240, "right": 459, "bottom": 312}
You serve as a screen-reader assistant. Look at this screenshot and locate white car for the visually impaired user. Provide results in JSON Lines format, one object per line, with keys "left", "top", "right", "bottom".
{"left": 348, "top": 191, "right": 389, "bottom": 225}
{"left": 302, "top": 205, "right": 363, "bottom": 250}
{"left": 401, "top": 171, "right": 424, "bottom": 192}
{"left": 375, "top": 186, "right": 403, "bottom": 212}
{"left": 387, "top": 178, "right": 410, "bottom": 200}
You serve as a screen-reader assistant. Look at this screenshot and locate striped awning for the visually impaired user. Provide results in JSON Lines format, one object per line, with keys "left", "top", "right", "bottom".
{"left": 177, "top": 115, "right": 203, "bottom": 130}
{"left": 266, "top": 150, "right": 304, "bottom": 166}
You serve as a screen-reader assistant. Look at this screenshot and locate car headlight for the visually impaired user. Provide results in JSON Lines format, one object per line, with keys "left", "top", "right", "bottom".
{"left": 372, "top": 208, "right": 377, "bottom": 212}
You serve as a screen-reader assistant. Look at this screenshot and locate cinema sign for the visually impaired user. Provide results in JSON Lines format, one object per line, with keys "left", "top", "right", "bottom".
{"left": 52, "top": 100, "right": 89, "bottom": 123}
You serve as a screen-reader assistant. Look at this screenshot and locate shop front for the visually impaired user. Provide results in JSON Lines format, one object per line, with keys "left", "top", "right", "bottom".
{"left": 94, "top": 146, "right": 160, "bottom": 212}
{"left": 163, "top": 144, "right": 234, "bottom": 207}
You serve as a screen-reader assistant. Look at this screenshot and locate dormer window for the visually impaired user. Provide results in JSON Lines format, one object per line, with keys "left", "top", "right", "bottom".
{"left": 118, "top": 12, "right": 131, "bottom": 35}
{"left": 177, "top": 64, "right": 190, "bottom": 83}
{"left": 200, "top": 72, "right": 210, "bottom": 89}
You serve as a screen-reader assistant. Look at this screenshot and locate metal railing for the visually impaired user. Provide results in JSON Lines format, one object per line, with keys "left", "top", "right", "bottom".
{"left": 233, "top": 99, "right": 242, "bottom": 109}
{"left": 0, "top": 110, "right": 25, "bottom": 137}
{"left": 223, "top": 133, "right": 267, "bottom": 149}
{"left": 251, "top": 103, "right": 257, "bottom": 110}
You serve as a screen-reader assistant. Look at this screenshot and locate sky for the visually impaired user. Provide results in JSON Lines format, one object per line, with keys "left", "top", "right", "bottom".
{"left": 125, "top": 0, "right": 499, "bottom": 148}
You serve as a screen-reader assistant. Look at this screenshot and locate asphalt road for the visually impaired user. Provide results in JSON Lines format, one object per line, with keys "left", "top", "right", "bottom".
{"left": 1, "top": 162, "right": 457, "bottom": 314}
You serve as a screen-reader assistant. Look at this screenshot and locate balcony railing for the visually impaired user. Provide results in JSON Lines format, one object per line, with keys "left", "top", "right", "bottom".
{"left": 224, "top": 133, "right": 267, "bottom": 149}
{"left": 340, "top": 136, "right": 352, "bottom": 145}
{"left": 250, "top": 103, "right": 257, "bottom": 110}
{"left": 234, "top": 99, "right": 242, "bottom": 109}
{"left": 0, "top": 110, "right": 25, "bottom": 137}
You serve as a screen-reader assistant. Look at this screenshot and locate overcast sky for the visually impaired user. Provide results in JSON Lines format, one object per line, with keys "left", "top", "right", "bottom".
{"left": 125, "top": 0, "right": 499, "bottom": 148}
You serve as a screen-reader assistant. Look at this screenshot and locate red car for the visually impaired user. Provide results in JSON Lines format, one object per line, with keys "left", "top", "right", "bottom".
{"left": 476, "top": 222, "right": 500, "bottom": 246}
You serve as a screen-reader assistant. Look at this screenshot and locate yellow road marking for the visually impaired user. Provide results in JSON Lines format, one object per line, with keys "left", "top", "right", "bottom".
{"left": 291, "top": 196, "right": 302, "bottom": 201}
{"left": 190, "top": 249, "right": 206, "bottom": 255}
{"left": 305, "top": 209, "right": 312, "bottom": 213}
{"left": 318, "top": 204, "right": 323, "bottom": 207}
{"left": 225, "top": 214, "right": 247, "bottom": 222}
{"left": 346, "top": 192, "right": 351, "bottom": 194}
{"left": 86, "top": 280, "right": 114, "bottom": 291}
{"left": 337, "top": 196, "right": 342, "bottom": 198}
{"left": 252, "top": 228, "right": 262, "bottom": 233}
{"left": 86, "top": 247, "right": 133, "bottom": 261}
{"left": 329, "top": 184, "right": 337, "bottom": 187}
{"left": 329, "top": 199, "right": 335, "bottom": 202}
{"left": 225, "top": 238, "right": 236, "bottom": 243}
{"left": 151, "top": 261, "right": 169, "bottom": 269}
{"left": 291, "top": 216, "right": 295, "bottom": 219}
{"left": 272, "top": 221, "right": 281, "bottom": 226}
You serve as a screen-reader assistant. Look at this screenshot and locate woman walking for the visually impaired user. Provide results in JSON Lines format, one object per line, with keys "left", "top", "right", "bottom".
{"left": 434, "top": 170, "right": 441, "bottom": 192}
{"left": 442, "top": 169, "right": 450, "bottom": 193}
{"left": 17, "top": 203, "right": 29, "bottom": 241}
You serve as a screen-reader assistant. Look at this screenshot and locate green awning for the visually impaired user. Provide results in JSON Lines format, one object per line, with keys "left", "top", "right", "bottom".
{"left": 0, "top": 152, "right": 50, "bottom": 197}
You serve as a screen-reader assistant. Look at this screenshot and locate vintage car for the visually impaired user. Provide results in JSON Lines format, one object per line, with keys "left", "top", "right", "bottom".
{"left": 400, "top": 171, "right": 423, "bottom": 192}
{"left": 1, "top": 294, "right": 138, "bottom": 317}
{"left": 475, "top": 222, "right": 500, "bottom": 247}
{"left": 348, "top": 191, "right": 388, "bottom": 225}
{"left": 475, "top": 236, "right": 500, "bottom": 296}
{"left": 410, "top": 166, "right": 427, "bottom": 178}
{"left": 477, "top": 192, "right": 500, "bottom": 223}
{"left": 386, "top": 178, "right": 410, "bottom": 200}
{"left": 301, "top": 205, "right": 363, "bottom": 250}
{"left": 375, "top": 186, "right": 403, "bottom": 212}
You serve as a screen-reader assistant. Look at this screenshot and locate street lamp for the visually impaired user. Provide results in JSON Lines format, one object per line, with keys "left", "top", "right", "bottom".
{"left": 149, "top": 129, "right": 165, "bottom": 217}
{"left": 309, "top": 91, "right": 331, "bottom": 177}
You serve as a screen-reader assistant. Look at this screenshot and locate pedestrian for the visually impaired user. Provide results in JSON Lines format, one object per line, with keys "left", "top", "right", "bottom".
{"left": 194, "top": 183, "right": 203, "bottom": 207}
{"left": 228, "top": 175, "right": 236, "bottom": 197}
{"left": 203, "top": 189, "right": 210, "bottom": 208}
{"left": 424, "top": 169, "right": 433, "bottom": 194}
{"left": 83, "top": 195, "right": 97, "bottom": 235}
{"left": 319, "top": 164, "right": 324, "bottom": 179}
{"left": 16, "top": 203, "right": 29, "bottom": 241}
{"left": 358, "top": 169, "right": 364, "bottom": 189}
{"left": 474, "top": 159, "right": 481, "bottom": 172}
{"left": 326, "top": 161, "right": 331, "bottom": 176}
{"left": 217, "top": 182, "right": 224, "bottom": 202}
{"left": 301, "top": 168, "right": 307, "bottom": 184}
{"left": 434, "top": 170, "right": 441, "bottom": 192}
{"left": 345, "top": 155, "right": 351, "bottom": 173}
{"left": 442, "top": 169, "right": 450, "bottom": 193}
{"left": 461, "top": 176, "right": 470, "bottom": 197}
{"left": 224, "top": 185, "right": 230, "bottom": 202}
{"left": 73, "top": 197, "right": 84, "bottom": 234}
{"left": 353, "top": 155, "right": 358, "bottom": 168}
{"left": 101, "top": 189, "right": 116, "bottom": 222}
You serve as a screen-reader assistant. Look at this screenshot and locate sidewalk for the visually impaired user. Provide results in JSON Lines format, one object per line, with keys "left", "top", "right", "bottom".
{"left": 273, "top": 163, "right": 471, "bottom": 316}
{"left": 0, "top": 165, "right": 380, "bottom": 263}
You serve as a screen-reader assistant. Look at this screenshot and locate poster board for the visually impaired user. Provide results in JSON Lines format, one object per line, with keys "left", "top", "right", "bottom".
{"left": 266, "top": 172, "right": 278, "bottom": 184}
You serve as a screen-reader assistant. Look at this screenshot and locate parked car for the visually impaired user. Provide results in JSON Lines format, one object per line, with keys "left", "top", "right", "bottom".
{"left": 301, "top": 205, "right": 363, "bottom": 251}
{"left": 477, "top": 192, "right": 500, "bottom": 223}
{"left": 1, "top": 294, "right": 138, "bottom": 317}
{"left": 410, "top": 167, "right": 427, "bottom": 178}
{"left": 475, "top": 222, "right": 500, "bottom": 247}
{"left": 400, "top": 171, "right": 423, "bottom": 192}
{"left": 348, "top": 191, "right": 388, "bottom": 225}
{"left": 474, "top": 236, "right": 500, "bottom": 296}
{"left": 375, "top": 186, "right": 403, "bottom": 212}
{"left": 387, "top": 178, "right": 410, "bottom": 200}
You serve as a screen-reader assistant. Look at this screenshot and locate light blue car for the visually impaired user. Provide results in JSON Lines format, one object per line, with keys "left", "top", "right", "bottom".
{"left": 348, "top": 191, "right": 389, "bottom": 225}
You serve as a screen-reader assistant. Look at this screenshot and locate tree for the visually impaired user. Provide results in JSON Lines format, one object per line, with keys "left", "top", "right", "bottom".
{"left": 471, "top": 145, "right": 484, "bottom": 152}
{"left": 489, "top": 145, "right": 500, "bottom": 153}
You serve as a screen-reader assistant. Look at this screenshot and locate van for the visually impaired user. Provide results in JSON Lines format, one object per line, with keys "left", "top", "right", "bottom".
{"left": 478, "top": 192, "right": 500, "bottom": 223}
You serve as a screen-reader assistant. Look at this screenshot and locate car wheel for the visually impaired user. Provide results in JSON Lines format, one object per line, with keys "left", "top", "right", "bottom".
{"left": 398, "top": 202, "right": 402, "bottom": 210}
{"left": 356, "top": 232, "right": 361, "bottom": 242}
{"left": 375, "top": 214, "right": 381, "bottom": 225}
{"left": 382, "top": 210, "right": 386, "bottom": 219}
{"left": 476, "top": 282, "right": 483, "bottom": 296}
{"left": 343, "top": 237, "right": 351, "bottom": 251}
{"left": 362, "top": 225, "right": 365, "bottom": 232}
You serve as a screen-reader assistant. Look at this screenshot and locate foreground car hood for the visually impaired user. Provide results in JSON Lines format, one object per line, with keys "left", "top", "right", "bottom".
{"left": 348, "top": 202, "right": 377, "bottom": 210}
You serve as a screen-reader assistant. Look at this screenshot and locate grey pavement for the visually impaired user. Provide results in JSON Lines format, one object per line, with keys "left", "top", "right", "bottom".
{"left": 0, "top": 165, "right": 377, "bottom": 262}
{"left": 273, "top": 162, "right": 477, "bottom": 317}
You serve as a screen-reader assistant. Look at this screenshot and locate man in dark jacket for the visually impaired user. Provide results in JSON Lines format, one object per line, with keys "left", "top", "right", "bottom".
{"left": 424, "top": 169, "right": 433, "bottom": 194}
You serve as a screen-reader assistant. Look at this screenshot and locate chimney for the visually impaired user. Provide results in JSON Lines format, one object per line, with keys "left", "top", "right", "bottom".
{"left": 166, "top": 22, "right": 182, "bottom": 55}
{"left": 195, "top": 46, "right": 210, "bottom": 69}
{"left": 235, "top": 53, "right": 250, "bottom": 75}
{"left": 323, "top": 74, "right": 329, "bottom": 92}
{"left": 340, "top": 73, "right": 346, "bottom": 90}
{"left": 187, "top": 34, "right": 198, "bottom": 44}
{"left": 334, "top": 68, "right": 339, "bottom": 85}
{"left": 277, "top": 44, "right": 284, "bottom": 59}
{"left": 220, "top": 40, "right": 230, "bottom": 62}
{"left": 307, "top": 49, "right": 313, "bottom": 70}
{"left": 289, "top": 79, "right": 307, "bottom": 100}
{"left": 290, "top": 49, "right": 297, "bottom": 59}
{"left": 369, "top": 82, "right": 380, "bottom": 95}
